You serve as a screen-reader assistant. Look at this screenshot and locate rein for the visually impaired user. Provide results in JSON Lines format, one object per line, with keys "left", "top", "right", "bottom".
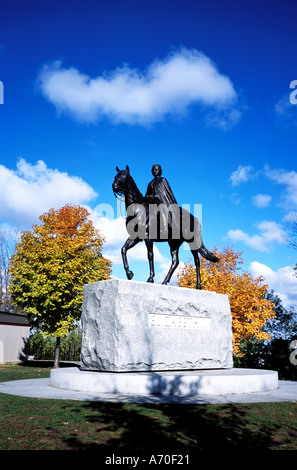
{"left": 113, "top": 175, "right": 143, "bottom": 219}
{"left": 113, "top": 190, "right": 125, "bottom": 202}
{"left": 113, "top": 175, "right": 143, "bottom": 205}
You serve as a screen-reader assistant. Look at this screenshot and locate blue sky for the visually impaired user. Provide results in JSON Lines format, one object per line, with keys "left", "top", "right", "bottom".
{"left": 1, "top": 0, "right": 297, "bottom": 305}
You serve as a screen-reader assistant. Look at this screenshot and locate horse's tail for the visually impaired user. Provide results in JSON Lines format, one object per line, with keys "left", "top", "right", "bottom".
{"left": 198, "top": 243, "right": 219, "bottom": 263}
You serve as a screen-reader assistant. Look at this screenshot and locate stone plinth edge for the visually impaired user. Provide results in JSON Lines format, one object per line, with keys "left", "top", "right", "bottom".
{"left": 50, "top": 367, "right": 279, "bottom": 396}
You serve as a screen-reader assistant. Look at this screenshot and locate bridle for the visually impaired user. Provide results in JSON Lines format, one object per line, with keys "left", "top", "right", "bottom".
{"left": 113, "top": 189, "right": 125, "bottom": 202}
{"left": 113, "top": 172, "right": 140, "bottom": 203}
{"left": 113, "top": 173, "right": 135, "bottom": 219}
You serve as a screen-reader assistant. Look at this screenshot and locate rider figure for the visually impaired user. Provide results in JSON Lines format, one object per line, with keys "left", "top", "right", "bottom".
{"left": 144, "top": 164, "right": 179, "bottom": 238}
{"left": 145, "top": 164, "right": 177, "bottom": 206}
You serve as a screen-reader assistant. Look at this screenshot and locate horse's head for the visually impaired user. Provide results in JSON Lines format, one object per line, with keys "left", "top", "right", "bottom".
{"left": 112, "top": 165, "right": 131, "bottom": 196}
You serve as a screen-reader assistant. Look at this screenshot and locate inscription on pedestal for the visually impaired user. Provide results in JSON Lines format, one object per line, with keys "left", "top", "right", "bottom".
{"left": 148, "top": 313, "right": 211, "bottom": 330}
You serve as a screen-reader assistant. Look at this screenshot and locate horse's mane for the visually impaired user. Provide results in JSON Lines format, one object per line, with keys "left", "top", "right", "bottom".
{"left": 129, "top": 174, "right": 143, "bottom": 203}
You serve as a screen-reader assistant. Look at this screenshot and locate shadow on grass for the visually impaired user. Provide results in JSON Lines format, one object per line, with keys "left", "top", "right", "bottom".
{"left": 21, "top": 360, "right": 80, "bottom": 368}
{"left": 59, "top": 401, "right": 284, "bottom": 452}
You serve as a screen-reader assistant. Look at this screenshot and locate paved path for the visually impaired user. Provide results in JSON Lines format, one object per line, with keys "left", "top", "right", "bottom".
{"left": 0, "top": 377, "right": 296, "bottom": 404}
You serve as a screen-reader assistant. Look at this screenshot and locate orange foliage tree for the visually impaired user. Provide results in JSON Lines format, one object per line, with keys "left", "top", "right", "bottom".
{"left": 178, "top": 247, "right": 275, "bottom": 356}
{"left": 9, "top": 204, "right": 112, "bottom": 366}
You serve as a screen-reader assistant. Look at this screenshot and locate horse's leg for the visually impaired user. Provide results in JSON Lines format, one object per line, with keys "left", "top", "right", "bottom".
{"left": 191, "top": 249, "right": 201, "bottom": 289}
{"left": 145, "top": 238, "right": 155, "bottom": 283}
{"left": 162, "top": 242, "right": 180, "bottom": 285}
{"left": 121, "top": 237, "right": 140, "bottom": 280}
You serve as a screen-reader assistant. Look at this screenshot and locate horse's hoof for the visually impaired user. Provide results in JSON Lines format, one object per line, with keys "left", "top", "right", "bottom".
{"left": 147, "top": 277, "right": 154, "bottom": 283}
{"left": 127, "top": 270, "right": 134, "bottom": 280}
{"left": 196, "top": 284, "right": 201, "bottom": 290}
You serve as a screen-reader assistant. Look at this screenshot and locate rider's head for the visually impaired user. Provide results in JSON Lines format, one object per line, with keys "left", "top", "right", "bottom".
{"left": 152, "top": 164, "right": 162, "bottom": 177}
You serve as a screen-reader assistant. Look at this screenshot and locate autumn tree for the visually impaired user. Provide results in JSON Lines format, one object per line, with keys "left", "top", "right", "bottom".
{"left": 9, "top": 204, "right": 112, "bottom": 367}
{"left": 178, "top": 247, "right": 276, "bottom": 356}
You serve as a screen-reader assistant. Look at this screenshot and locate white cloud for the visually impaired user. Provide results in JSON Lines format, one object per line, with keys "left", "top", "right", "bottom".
{"left": 229, "top": 165, "right": 297, "bottom": 207}
{"left": 91, "top": 212, "right": 170, "bottom": 269}
{"left": 92, "top": 214, "right": 127, "bottom": 248}
{"left": 37, "top": 48, "right": 239, "bottom": 127}
{"left": 227, "top": 221, "right": 285, "bottom": 252}
{"left": 230, "top": 192, "right": 242, "bottom": 205}
{"left": 250, "top": 261, "right": 297, "bottom": 307}
{"left": 252, "top": 194, "right": 272, "bottom": 208}
{"left": 0, "top": 158, "right": 97, "bottom": 225}
{"left": 229, "top": 165, "right": 255, "bottom": 186}
{"left": 265, "top": 166, "right": 297, "bottom": 209}
{"left": 91, "top": 215, "right": 127, "bottom": 264}
{"left": 274, "top": 93, "right": 297, "bottom": 126}
{"left": 205, "top": 108, "right": 241, "bottom": 130}
{"left": 274, "top": 95, "right": 291, "bottom": 115}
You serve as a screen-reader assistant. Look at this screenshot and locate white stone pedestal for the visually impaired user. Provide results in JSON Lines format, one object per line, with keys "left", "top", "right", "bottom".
{"left": 50, "top": 280, "right": 279, "bottom": 398}
{"left": 80, "top": 279, "right": 233, "bottom": 372}
{"left": 50, "top": 367, "right": 279, "bottom": 396}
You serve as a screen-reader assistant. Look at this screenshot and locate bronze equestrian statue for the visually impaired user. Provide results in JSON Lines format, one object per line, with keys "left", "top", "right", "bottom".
{"left": 112, "top": 165, "right": 218, "bottom": 289}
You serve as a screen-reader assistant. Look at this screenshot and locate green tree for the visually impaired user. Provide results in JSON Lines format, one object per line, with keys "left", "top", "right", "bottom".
{"left": 234, "top": 291, "right": 297, "bottom": 379}
{"left": 9, "top": 204, "right": 112, "bottom": 367}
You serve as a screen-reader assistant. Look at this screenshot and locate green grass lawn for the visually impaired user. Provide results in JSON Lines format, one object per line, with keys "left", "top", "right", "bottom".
{"left": 0, "top": 362, "right": 297, "bottom": 452}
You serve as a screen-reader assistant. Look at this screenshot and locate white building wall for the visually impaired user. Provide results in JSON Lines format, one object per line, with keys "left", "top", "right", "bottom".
{"left": 0, "top": 324, "right": 30, "bottom": 362}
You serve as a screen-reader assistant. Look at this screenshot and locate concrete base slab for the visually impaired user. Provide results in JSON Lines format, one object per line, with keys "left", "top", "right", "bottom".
{"left": 1, "top": 375, "right": 297, "bottom": 403}
{"left": 50, "top": 367, "right": 278, "bottom": 396}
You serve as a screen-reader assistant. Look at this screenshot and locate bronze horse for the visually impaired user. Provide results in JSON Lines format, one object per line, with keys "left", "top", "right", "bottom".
{"left": 112, "top": 166, "right": 218, "bottom": 289}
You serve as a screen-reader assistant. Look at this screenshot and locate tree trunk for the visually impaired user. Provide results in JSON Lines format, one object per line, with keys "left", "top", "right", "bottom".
{"left": 54, "top": 337, "right": 61, "bottom": 368}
